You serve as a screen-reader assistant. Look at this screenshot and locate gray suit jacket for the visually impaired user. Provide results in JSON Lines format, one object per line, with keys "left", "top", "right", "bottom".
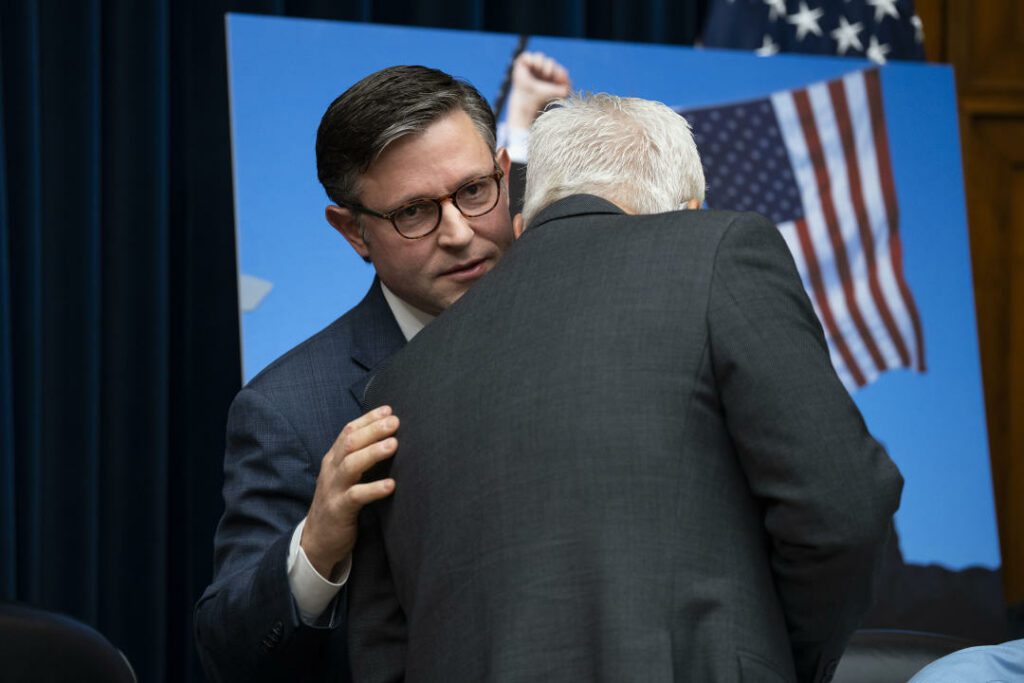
{"left": 354, "top": 195, "right": 903, "bottom": 683}
{"left": 195, "top": 279, "right": 405, "bottom": 683}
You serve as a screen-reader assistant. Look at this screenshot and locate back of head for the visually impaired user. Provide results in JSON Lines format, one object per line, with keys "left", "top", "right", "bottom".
{"left": 316, "top": 65, "right": 497, "bottom": 206}
{"left": 522, "top": 93, "right": 705, "bottom": 226}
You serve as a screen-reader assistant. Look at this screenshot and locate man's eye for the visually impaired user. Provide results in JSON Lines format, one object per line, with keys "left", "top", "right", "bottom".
{"left": 398, "top": 202, "right": 428, "bottom": 219}
{"left": 460, "top": 181, "right": 483, "bottom": 197}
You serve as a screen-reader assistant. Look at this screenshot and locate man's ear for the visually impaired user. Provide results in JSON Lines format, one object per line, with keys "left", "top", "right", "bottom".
{"left": 325, "top": 205, "right": 371, "bottom": 260}
{"left": 513, "top": 213, "right": 524, "bottom": 238}
{"left": 685, "top": 198, "right": 700, "bottom": 210}
{"left": 496, "top": 146, "right": 512, "bottom": 177}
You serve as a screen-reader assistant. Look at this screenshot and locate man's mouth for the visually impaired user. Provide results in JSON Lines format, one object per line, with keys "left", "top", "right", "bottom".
{"left": 441, "top": 258, "right": 490, "bottom": 282}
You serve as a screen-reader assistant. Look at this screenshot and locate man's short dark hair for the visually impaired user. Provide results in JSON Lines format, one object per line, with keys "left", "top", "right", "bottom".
{"left": 316, "top": 65, "right": 497, "bottom": 207}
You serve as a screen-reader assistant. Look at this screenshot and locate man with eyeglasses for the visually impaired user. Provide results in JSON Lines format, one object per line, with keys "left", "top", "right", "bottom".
{"left": 194, "top": 63, "right": 568, "bottom": 683}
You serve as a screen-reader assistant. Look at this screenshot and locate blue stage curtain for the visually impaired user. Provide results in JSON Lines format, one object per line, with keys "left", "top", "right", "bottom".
{"left": 0, "top": 1, "right": 705, "bottom": 681}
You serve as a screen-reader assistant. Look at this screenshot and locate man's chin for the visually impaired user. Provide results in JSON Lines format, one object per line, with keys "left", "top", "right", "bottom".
{"left": 439, "top": 288, "right": 468, "bottom": 312}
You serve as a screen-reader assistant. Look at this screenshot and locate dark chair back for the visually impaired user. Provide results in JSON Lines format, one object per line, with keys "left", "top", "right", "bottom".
{"left": 833, "top": 629, "right": 977, "bottom": 683}
{"left": 0, "top": 602, "right": 136, "bottom": 683}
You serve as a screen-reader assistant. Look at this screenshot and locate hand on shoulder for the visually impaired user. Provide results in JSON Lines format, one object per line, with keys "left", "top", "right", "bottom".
{"left": 301, "top": 406, "right": 400, "bottom": 578}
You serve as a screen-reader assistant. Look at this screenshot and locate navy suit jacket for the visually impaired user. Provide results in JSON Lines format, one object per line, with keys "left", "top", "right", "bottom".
{"left": 195, "top": 279, "right": 405, "bottom": 683}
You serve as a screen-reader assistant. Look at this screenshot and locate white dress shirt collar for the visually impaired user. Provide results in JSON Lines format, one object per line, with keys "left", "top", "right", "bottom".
{"left": 380, "top": 281, "right": 435, "bottom": 341}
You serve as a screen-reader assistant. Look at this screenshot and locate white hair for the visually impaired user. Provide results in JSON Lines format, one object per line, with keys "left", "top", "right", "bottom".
{"left": 521, "top": 93, "right": 706, "bottom": 227}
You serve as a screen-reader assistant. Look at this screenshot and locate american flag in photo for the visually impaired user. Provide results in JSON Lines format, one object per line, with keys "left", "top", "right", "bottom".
{"left": 680, "top": 68, "right": 925, "bottom": 391}
{"left": 701, "top": 0, "right": 926, "bottom": 65}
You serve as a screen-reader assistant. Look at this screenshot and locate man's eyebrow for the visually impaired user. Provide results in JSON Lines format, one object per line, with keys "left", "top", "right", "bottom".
{"left": 385, "top": 167, "right": 495, "bottom": 209}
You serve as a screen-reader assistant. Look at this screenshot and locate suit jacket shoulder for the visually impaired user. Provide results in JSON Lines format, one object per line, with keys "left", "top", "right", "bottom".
{"left": 238, "top": 278, "right": 404, "bottom": 474}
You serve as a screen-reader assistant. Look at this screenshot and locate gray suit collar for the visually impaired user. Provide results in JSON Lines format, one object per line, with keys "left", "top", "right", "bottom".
{"left": 528, "top": 194, "right": 624, "bottom": 231}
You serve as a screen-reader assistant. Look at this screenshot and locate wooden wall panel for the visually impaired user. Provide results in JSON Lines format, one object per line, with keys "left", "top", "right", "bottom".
{"left": 938, "top": 0, "right": 1024, "bottom": 603}
{"left": 962, "top": 112, "right": 1024, "bottom": 601}
{"left": 950, "top": 1, "right": 1024, "bottom": 94}
{"left": 1012, "top": 158, "right": 1024, "bottom": 603}
{"left": 916, "top": 0, "right": 947, "bottom": 62}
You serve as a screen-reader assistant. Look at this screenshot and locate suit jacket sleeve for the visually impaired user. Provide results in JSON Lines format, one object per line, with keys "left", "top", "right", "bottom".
{"left": 194, "top": 386, "right": 344, "bottom": 683}
{"left": 707, "top": 214, "right": 904, "bottom": 683}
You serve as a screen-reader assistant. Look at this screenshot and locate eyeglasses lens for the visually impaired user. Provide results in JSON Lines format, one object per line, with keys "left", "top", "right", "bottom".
{"left": 393, "top": 175, "right": 500, "bottom": 238}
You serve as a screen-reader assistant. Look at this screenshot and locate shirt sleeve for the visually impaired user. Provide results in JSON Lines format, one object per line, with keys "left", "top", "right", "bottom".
{"left": 496, "top": 122, "right": 530, "bottom": 164}
{"left": 286, "top": 517, "right": 352, "bottom": 625}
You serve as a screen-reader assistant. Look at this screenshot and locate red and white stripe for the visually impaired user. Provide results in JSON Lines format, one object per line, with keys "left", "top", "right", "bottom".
{"left": 770, "top": 69, "right": 925, "bottom": 390}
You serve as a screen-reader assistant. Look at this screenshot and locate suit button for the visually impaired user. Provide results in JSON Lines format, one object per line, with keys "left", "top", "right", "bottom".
{"left": 262, "top": 621, "right": 284, "bottom": 650}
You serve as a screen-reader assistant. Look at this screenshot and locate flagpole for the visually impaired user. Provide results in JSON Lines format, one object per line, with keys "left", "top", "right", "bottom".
{"left": 492, "top": 35, "right": 530, "bottom": 119}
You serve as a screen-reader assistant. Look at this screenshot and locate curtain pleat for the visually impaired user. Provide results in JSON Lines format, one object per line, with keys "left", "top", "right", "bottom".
{"left": 2, "top": 0, "right": 45, "bottom": 610}
{"left": 0, "top": 7, "right": 14, "bottom": 601}
{"left": 36, "top": 0, "right": 104, "bottom": 625}
{"left": 0, "top": 2, "right": 703, "bottom": 680}
{"left": 97, "top": 0, "right": 172, "bottom": 672}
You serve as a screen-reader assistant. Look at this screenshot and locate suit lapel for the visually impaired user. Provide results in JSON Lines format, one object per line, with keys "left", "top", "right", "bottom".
{"left": 348, "top": 279, "right": 406, "bottom": 409}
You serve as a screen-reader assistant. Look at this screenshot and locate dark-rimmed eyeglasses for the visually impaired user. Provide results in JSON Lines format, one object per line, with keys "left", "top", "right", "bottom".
{"left": 342, "top": 169, "right": 505, "bottom": 240}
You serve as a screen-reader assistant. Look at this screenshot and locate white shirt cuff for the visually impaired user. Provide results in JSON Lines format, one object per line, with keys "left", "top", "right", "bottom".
{"left": 286, "top": 517, "right": 351, "bottom": 625}
{"left": 497, "top": 122, "right": 530, "bottom": 164}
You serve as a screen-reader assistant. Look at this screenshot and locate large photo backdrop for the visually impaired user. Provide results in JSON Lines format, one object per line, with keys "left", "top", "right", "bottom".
{"left": 226, "top": 12, "right": 1001, "bottom": 633}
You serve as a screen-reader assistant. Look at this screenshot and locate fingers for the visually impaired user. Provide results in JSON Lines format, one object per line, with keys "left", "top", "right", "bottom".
{"left": 517, "top": 52, "right": 571, "bottom": 88}
{"left": 302, "top": 408, "right": 401, "bottom": 572}
{"left": 537, "top": 55, "right": 566, "bottom": 84}
{"left": 345, "top": 478, "right": 396, "bottom": 507}
{"left": 323, "top": 406, "right": 400, "bottom": 489}
{"left": 508, "top": 52, "right": 572, "bottom": 129}
{"left": 340, "top": 435, "right": 398, "bottom": 483}
{"left": 525, "top": 52, "right": 553, "bottom": 79}
{"left": 340, "top": 404, "right": 391, "bottom": 437}
{"left": 334, "top": 407, "right": 400, "bottom": 457}
{"left": 552, "top": 61, "right": 570, "bottom": 87}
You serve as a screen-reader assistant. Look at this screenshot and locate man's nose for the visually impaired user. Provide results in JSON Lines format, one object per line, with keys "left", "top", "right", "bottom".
{"left": 435, "top": 199, "right": 474, "bottom": 248}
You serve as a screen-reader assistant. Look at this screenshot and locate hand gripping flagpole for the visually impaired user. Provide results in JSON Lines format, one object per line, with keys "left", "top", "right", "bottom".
{"left": 492, "top": 35, "right": 530, "bottom": 119}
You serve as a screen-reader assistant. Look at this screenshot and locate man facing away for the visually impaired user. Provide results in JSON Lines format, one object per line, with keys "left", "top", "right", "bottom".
{"left": 352, "top": 94, "right": 904, "bottom": 683}
{"left": 194, "top": 63, "right": 568, "bottom": 682}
